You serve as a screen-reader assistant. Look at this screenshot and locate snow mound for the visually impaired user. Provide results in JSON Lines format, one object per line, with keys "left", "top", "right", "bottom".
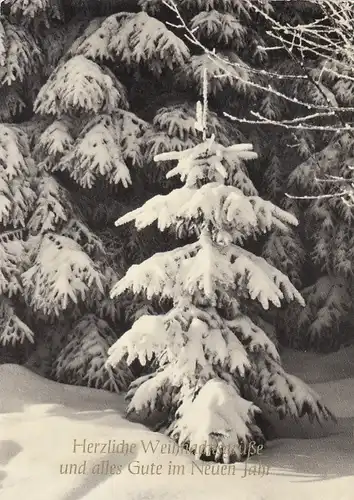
{"left": 0, "top": 363, "right": 125, "bottom": 414}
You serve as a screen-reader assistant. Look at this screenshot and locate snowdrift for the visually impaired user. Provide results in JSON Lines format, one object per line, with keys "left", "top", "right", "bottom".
{"left": 1, "top": 348, "right": 354, "bottom": 500}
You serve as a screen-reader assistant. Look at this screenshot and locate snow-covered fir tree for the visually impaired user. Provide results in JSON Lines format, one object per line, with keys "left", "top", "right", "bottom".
{"left": 0, "top": 1, "right": 134, "bottom": 387}
{"left": 107, "top": 92, "right": 333, "bottom": 462}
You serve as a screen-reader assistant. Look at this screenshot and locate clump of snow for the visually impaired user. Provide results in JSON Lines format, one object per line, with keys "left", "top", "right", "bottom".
{"left": 170, "top": 378, "right": 262, "bottom": 463}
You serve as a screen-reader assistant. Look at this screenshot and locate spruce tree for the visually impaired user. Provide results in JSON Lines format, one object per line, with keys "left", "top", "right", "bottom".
{"left": 0, "top": 1, "right": 133, "bottom": 387}
{"left": 107, "top": 92, "right": 333, "bottom": 463}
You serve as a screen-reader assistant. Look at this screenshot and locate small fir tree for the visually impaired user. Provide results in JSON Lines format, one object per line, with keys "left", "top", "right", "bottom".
{"left": 107, "top": 85, "right": 333, "bottom": 463}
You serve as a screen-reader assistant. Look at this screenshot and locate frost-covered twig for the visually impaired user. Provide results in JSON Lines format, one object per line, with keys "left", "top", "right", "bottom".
{"left": 164, "top": 0, "right": 354, "bottom": 203}
{"left": 164, "top": 0, "right": 354, "bottom": 114}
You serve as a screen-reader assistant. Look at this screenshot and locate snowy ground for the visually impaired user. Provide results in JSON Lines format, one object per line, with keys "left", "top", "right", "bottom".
{"left": 1, "top": 348, "right": 353, "bottom": 500}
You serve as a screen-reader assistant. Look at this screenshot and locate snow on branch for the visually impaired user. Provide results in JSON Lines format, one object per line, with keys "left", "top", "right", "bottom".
{"left": 190, "top": 10, "right": 247, "bottom": 47}
{"left": 35, "top": 118, "right": 74, "bottom": 161}
{"left": 0, "top": 125, "right": 36, "bottom": 228}
{"left": 54, "top": 314, "right": 132, "bottom": 392}
{"left": 70, "top": 10, "right": 190, "bottom": 75}
{"left": 22, "top": 234, "right": 104, "bottom": 315}
{"left": 109, "top": 11, "right": 190, "bottom": 72}
{"left": 0, "top": 19, "right": 42, "bottom": 84}
{"left": 0, "top": 301, "right": 34, "bottom": 346}
{"left": 107, "top": 300, "right": 296, "bottom": 462}
{"left": 226, "top": 314, "right": 280, "bottom": 362}
{"left": 153, "top": 103, "right": 240, "bottom": 145}
{"left": 223, "top": 111, "right": 354, "bottom": 132}
{"left": 184, "top": 52, "right": 253, "bottom": 96}
{"left": 34, "top": 56, "right": 128, "bottom": 116}
{"left": 115, "top": 181, "right": 297, "bottom": 239}
{"left": 54, "top": 114, "right": 132, "bottom": 189}
{"left": 3, "top": 0, "right": 62, "bottom": 20}
{"left": 110, "top": 236, "right": 304, "bottom": 311}
{"left": 107, "top": 304, "right": 251, "bottom": 380}
{"left": 68, "top": 16, "right": 124, "bottom": 61}
{"left": 249, "top": 352, "right": 335, "bottom": 423}
{"left": 0, "top": 230, "right": 25, "bottom": 297}
{"left": 28, "top": 175, "right": 69, "bottom": 233}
